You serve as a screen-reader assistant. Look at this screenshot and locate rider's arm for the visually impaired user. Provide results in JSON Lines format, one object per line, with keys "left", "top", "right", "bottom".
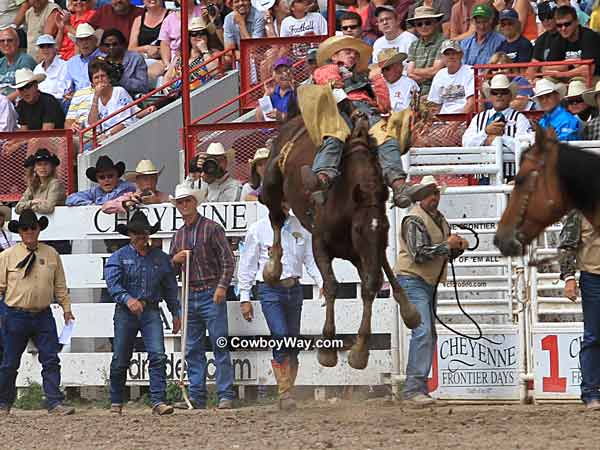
{"left": 401, "top": 216, "right": 452, "bottom": 264}
{"left": 558, "top": 210, "right": 582, "bottom": 282}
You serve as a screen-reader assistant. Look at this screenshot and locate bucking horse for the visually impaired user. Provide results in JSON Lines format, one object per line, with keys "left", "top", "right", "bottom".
{"left": 260, "top": 112, "right": 421, "bottom": 370}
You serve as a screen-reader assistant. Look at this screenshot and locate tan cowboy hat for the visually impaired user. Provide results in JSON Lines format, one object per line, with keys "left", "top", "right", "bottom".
{"left": 316, "top": 35, "right": 372, "bottom": 73}
{"left": 531, "top": 78, "right": 566, "bottom": 99}
{"left": 407, "top": 5, "right": 444, "bottom": 24}
{"left": 482, "top": 74, "right": 517, "bottom": 98}
{"left": 69, "top": 23, "right": 102, "bottom": 43}
{"left": 369, "top": 47, "right": 407, "bottom": 71}
{"left": 124, "top": 159, "right": 164, "bottom": 182}
{"left": 564, "top": 79, "right": 590, "bottom": 99}
{"left": 169, "top": 183, "right": 204, "bottom": 206}
{"left": 419, "top": 175, "right": 446, "bottom": 194}
{"left": 249, "top": 147, "right": 270, "bottom": 165}
{"left": 10, "top": 68, "right": 45, "bottom": 89}
{"left": 206, "top": 142, "right": 235, "bottom": 161}
{"left": 583, "top": 80, "right": 600, "bottom": 106}
{"left": 189, "top": 16, "right": 207, "bottom": 31}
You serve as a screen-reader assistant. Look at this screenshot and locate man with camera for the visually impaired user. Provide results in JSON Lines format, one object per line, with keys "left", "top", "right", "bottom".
{"left": 197, "top": 143, "right": 242, "bottom": 203}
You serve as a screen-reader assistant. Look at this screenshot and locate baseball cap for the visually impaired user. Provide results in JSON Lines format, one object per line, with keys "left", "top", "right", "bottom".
{"left": 440, "top": 39, "right": 462, "bottom": 54}
{"left": 471, "top": 3, "right": 494, "bottom": 19}
{"left": 375, "top": 5, "right": 396, "bottom": 17}
{"left": 498, "top": 8, "right": 519, "bottom": 22}
{"left": 36, "top": 34, "right": 56, "bottom": 46}
{"left": 273, "top": 56, "right": 294, "bottom": 70}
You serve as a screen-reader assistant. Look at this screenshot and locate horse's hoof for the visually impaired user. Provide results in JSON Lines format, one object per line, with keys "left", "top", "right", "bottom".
{"left": 317, "top": 348, "right": 338, "bottom": 367}
{"left": 348, "top": 345, "right": 369, "bottom": 370}
{"left": 401, "top": 303, "right": 421, "bottom": 330}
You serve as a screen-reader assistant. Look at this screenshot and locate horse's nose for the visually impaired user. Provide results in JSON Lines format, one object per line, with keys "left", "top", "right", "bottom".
{"left": 494, "top": 233, "right": 523, "bottom": 257}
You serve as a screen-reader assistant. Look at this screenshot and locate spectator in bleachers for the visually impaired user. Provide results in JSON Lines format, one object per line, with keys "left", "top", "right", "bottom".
{"left": 87, "top": 58, "right": 139, "bottom": 140}
{"left": 280, "top": 0, "right": 327, "bottom": 37}
{"left": 13, "top": 68, "right": 65, "bottom": 130}
{"left": 339, "top": 11, "right": 373, "bottom": 45}
{"left": 487, "top": 52, "right": 533, "bottom": 111}
{"left": 407, "top": 0, "right": 452, "bottom": 36}
{"left": 533, "top": 78, "right": 582, "bottom": 141}
{"left": 449, "top": 0, "right": 486, "bottom": 40}
{"left": 545, "top": 5, "right": 600, "bottom": 80}
{"left": 56, "top": 0, "right": 96, "bottom": 61}
{"left": 428, "top": 39, "right": 474, "bottom": 114}
{"left": 0, "top": 94, "right": 17, "bottom": 132}
{"left": 497, "top": 8, "right": 533, "bottom": 62}
{"left": 198, "top": 143, "right": 242, "bottom": 202}
{"left": 202, "top": 0, "right": 231, "bottom": 49}
{"left": 582, "top": 81, "right": 600, "bottom": 139}
{"left": 462, "top": 73, "right": 533, "bottom": 146}
{"left": 0, "top": 27, "right": 37, "bottom": 101}
{"left": 0, "top": 205, "right": 13, "bottom": 251}
{"left": 65, "top": 24, "right": 105, "bottom": 92}
{"left": 255, "top": 57, "right": 298, "bottom": 121}
{"left": 406, "top": 6, "right": 445, "bottom": 98}
{"left": 101, "top": 159, "right": 169, "bottom": 213}
{"left": 460, "top": 3, "right": 505, "bottom": 66}
{"left": 492, "top": 0, "right": 538, "bottom": 41}
{"left": 223, "top": 0, "right": 266, "bottom": 58}
{"left": 527, "top": 1, "right": 557, "bottom": 80}
{"left": 19, "top": 0, "right": 61, "bottom": 60}
{"left": 100, "top": 29, "right": 149, "bottom": 96}
{"left": 364, "top": 0, "right": 413, "bottom": 44}
{"left": 372, "top": 5, "right": 417, "bottom": 64}
{"left": 66, "top": 155, "right": 136, "bottom": 205}
{"left": 241, "top": 146, "right": 269, "bottom": 201}
{"left": 347, "top": 0, "right": 369, "bottom": 30}
{"left": 184, "top": 154, "right": 203, "bottom": 190}
{"left": 33, "top": 35, "right": 69, "bottom": 105}
{"left": 264, "top": 0, "right": 290, "bottom": 37}
{"left": 15, "top": 148, "right": 65, "bottom": 215}
{"left": 564, "top": 79, "right": 596, "bottom": 122}
{"left": 374, "top": 48, "right": 419, "bottom": 112}
{"left": 128, "top": 0, "right": 170, "bottom": 81}
{"left": 89, "top": 0, "right": 143, "bottom": 44}
{"left": 159, "top": 0, "right": 204, "bottom": 72}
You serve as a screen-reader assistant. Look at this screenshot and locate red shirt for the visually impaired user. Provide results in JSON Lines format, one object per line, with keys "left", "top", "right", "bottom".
{"left": 59, "top": 10, "right": 96, "bottom": 60}
{"left": 89, "top": 5, "right": 143, "bottom": 44}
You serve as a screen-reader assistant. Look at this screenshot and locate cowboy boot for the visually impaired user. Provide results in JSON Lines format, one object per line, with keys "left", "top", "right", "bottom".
{"left": 271, "top": 360, "right": 296, "bottom": 411}
{"left": 300, "top": 166, "right": 332, "bottom": 206}
{"left": 392, "top": 180, "right": 439, "bottom": 208}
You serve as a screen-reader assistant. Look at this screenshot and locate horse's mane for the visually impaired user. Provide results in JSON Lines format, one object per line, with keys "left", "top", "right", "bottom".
{"left": 556, "top": 143, "right": 600, "bottom": 214}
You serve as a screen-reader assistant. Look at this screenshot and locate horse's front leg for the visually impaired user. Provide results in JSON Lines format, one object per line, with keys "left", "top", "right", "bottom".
{"left": 382, "top": 257, "right": 420, "bottom": 329}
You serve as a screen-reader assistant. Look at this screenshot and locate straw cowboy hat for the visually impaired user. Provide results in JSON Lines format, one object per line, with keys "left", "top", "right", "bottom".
{"left": 124, "top": 159, "right": 163, "bottom": 182}
{"left": 8, "top": 209, "right": 48, "bottom": 234}
{"left": 69, "top": 23, "right": 102, "bottom": 42}
{"left": 86, "top": 156, "right": 126, "bottom": 182}
{"left": 10, "top": 68, "right": 45, "bottom": 89}
{"left": 169, "top": 183, "right": 204, "bottom": 206}
{"left": 419, "top": 175, "right": 446, "bottom": 194}
{"left": 206, "top": 142, "right": 235, "bottom": 159}
{"left": 482, "top": 74, "right": 518, "bottom": 98}
{"left": 115, "top": 210, "right": 160, "bottom": 236}
{"left": 406, "top": 5, "right": 444, "bottom": 24}
{"left": 369, "top": 47, "right": 407, "bottom": 71}
{"left": 564, "top": 79, "right": 590, "bottom": 100}
{"left": 23, "top": 148, "right": 60, "bottom": 168}
{"left": 189, "top": 16, "right": 207, "bottom": 31}
{"left": 583, "top": 80, "right": 600, "bottom": 106}
{"left": 249, "top": 147, "right": 270, "bottom": 165}
{"left": 316, "top": 35, "right": 372, "bottom": 73}
{"left": 531, "top": 78, "right": 566, "bottom": 99}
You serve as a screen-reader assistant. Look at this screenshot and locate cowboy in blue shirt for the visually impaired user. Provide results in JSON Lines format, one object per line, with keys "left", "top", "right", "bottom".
{"left": 460, "top": 4, "right": 505, "bottom": 66}
{"left": 104, "top": 210, "right": 181, "bottom": 415}
{"left": 533, "top": 78, "right": 581, "bottom": 141}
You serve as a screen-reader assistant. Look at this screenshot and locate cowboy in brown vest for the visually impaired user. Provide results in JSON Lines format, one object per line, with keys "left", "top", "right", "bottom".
{"left": 394, "top": 176, "right": 468, "bottom": 407}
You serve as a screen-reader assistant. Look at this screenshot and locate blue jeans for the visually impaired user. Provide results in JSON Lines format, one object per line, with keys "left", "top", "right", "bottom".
{"left": 185, "top": 289, "right": 234, "bottom": 406}
{"left": 579, "top": 271, "right": 600, "bottom": 404}
{"left": 258, "top": 283, "right": 303, "bottom": 364}
{"left": 110, "top": 304, "right": 167, "bottom": 407}
{"left": 0, "top": 307, "right": 64, "bottom": 409}
{"left": 398, "top": 275, "right": 436, "bottom": 399}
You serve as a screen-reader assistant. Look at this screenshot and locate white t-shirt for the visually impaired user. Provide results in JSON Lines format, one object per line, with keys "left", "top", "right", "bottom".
{"left": 97, "top": 86, "right": 139, "bottom": 133}
{"left": 280, "top": 12, "right": 328, "bottom": 37}
{"left": 372, "top": 31, "right": 417, "bottom": 63}
{"left": 427, "top": 64, "right": 474, "bottom": 114}
{"left": 387, "top": 76, "right": 419, "bottom": 112}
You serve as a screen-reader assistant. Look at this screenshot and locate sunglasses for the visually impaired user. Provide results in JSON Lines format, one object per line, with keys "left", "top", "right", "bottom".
{"left": 17, "top": 82, "right": 36, "bottom": 91}
{"left": 97, "top": 173, "right": 116, "bottom": 180}
{"left": 102, "top": 41, "right": 121, "bottom": 48}
{"left": 414, "top": 19, "right": 434, "bottom": 27}
{"left": 490, "top": 89, "right": 510, "bottom": 96}
{"left": 341, "top": 24, "right": 359, "bottom": 30}
{"left": 556, "top": 20, "right": 573, "bottom": 28}
{"left": 190, "top": 31, "right": 208, "bottom": 37}
{"left": 566, "top": 96, "right": 583, "bottom": 105}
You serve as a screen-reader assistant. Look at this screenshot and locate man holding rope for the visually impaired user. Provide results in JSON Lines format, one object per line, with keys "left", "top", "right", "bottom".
{"left": 394, "top": 176, "right": 468, "bottom": 407}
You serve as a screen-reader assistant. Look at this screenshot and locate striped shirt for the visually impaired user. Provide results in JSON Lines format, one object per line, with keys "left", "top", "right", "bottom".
{"left": 169, "top": 213, "right": 235, "bottom": 291}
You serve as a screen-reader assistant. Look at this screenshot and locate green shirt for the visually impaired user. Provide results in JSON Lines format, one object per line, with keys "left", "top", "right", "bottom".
{"left": 408, "top": 32, "right": 445, "bottom": 96}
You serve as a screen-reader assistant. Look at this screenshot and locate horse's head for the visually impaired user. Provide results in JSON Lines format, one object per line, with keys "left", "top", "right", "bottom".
{"left": 494, "top": 126, "right": 569, "bottom": 256}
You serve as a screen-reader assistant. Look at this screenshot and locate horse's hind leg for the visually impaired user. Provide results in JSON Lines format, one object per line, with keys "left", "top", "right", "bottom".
{"left": 262, "top": 156, "right": 286, "bottom": 285}
{"left": 382, "top": 257, "right": 420, "bottom": 329}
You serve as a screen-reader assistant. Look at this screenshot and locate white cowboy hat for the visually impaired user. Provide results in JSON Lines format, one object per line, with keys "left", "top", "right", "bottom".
{"left": 249, "top": 147, "right": 270, "bottom": 164}
{"left": 206, "top": 142, "right": 235, "bottom": 157}
{"left": 531, "top": 78, "right": 566, "bottom": 99}
{"left": 169, "top": 183, "right": 204, "bottom": 206}
{"left": 564, "top": 79, "right": 590, "bottom": 99}
{"left": 189, "top": 16, "right": 207, "bottom": 32}
{"left": 482, "top": 74, "right": 517, "bottom": 98}
{"left": 406, "top": 5, "right": 444, "bottom": 23}
{"left": 419, "top": 175, "right": 446, "bottom": 193}
{"left": 74, "top": 23, "right": 96, "bottom": 39}
{"left": 124, "top": 159, "right": 164, "bottom": 181}
{"left": 316, "top": 35, "right": 372, "bottom": 73}
{"left": 10, "top": 68, "right": 45, "bottom": 89}
{"left": 582, "top": 80, "right": 600, "bottom": 107}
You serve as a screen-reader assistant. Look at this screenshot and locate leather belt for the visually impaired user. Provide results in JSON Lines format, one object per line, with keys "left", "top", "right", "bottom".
{"left": 259, "top": 277, "right": 300, "bottom": 289}
{"left": 137, "top": 300, "right": 159, "bottom": 310}
{"left": 9, "top": 306, "right": 49, "bottom": 314}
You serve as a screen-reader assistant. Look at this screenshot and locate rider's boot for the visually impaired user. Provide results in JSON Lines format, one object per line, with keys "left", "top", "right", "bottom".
{"left": 301, "top": 166, "right": 332, "bottom": 206}
{"left": 391, "top": 179, "right": 439, "bottom": 208}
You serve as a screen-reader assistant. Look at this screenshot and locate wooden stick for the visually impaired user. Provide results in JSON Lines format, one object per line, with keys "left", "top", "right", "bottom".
{"left": 178, "top": 250, "right": 193, "bottom": 409}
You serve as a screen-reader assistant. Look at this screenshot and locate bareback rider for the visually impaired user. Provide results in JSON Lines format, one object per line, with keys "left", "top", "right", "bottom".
{"left": 300, "top": 35, "right": 431, "bottom": 207}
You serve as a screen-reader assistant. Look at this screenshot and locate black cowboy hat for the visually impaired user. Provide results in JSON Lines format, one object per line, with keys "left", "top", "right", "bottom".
{"left": 86, "top": 155, "right": 126, "bottom": 183}
{"left": 8, "top": 209, "right": 48, "bottom": 234}
{"left": 23, "top": 148, "right": 60, "bottom": 168}
{"left": 115, "top": 210, "right": 160, "bottom": 236}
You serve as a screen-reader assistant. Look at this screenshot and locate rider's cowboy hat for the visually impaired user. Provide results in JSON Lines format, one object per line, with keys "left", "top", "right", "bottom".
{"left": 582, "top": 80, "right": 600, "bottom": 106}
{"left": 8, "top": 209, "right": 48, "bottom": 234}
{"left": 369, "top": 47, "right": 407, "bottom": 71}
{"left": 169, "top": 183, "right": 204, "bottom": 206}
{"left": 115, "top": 210, "right": 160, "bottom": 236}
{"left": 316, "top": 35, "right": 372, "bottom": 73}
{"left": 482, "top": 74, "right": 518, "bottom": 98}
{"left": 23, "top": 148, "right": 60, "bottom": 168}
{"left": 86, "top": 156, "right": 126, "bottom": 182}
{"left": 564, "top": 79, "right": 590, "bottom": 100}
{"left": 124, "top": 159, "right": 164, "bottom": 182}
{"left": 531, "top": 78, "right": 566, "bottom": 99}
{"left": 10, "top": 68, "right": 45, "bottom": 89}
{"left": 406, "top": 5, "right": 444, "bottom": 24}
{"left": 249, "top": 147, "right": 270, "bottom": 165}
{"left": 419, "top": 175, "right": 445, "bottom": 194}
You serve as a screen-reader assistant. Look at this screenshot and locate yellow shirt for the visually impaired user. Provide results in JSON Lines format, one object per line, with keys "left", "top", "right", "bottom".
{"left": 0, "top": 243, "right": 71, "bottom": 313}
